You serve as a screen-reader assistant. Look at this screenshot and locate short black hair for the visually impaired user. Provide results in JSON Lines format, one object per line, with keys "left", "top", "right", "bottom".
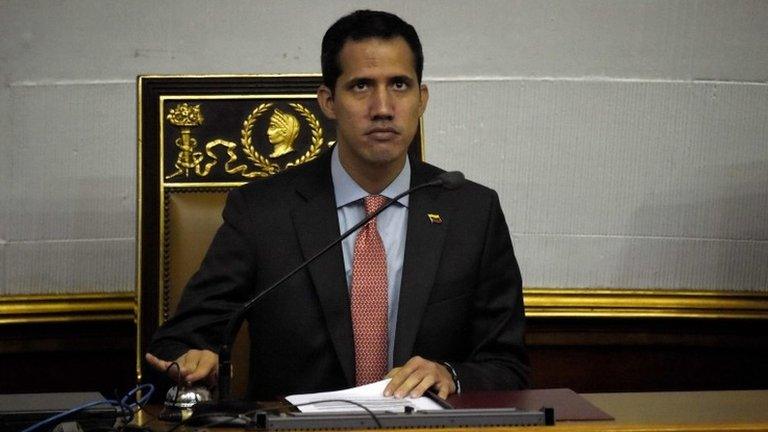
{"left": 321, "top": 10, "right": 424, "bottom": 92}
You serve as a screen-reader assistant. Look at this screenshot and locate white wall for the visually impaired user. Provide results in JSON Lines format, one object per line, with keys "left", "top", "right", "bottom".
{"left": 1, "top": 0, "right": 766, "bottom": 294}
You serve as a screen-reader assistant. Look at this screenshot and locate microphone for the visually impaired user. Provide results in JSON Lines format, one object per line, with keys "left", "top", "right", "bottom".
{"left": 435, "top": 171, "right": 465, "bottom": 190}
{"left": 197, "top": 171, "right": 465, "bottom": 413}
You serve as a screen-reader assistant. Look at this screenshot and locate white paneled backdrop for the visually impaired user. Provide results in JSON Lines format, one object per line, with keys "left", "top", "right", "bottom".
{"left": 1, "top": 0, "right": 766, "bottom": 295}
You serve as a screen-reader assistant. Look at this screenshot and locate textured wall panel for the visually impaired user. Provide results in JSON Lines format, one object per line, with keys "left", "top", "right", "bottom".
{"left": 424, "top": 79, "right": 768, "bottom": 290}
{"left": 3, "top": 239, "right": 133, "bottom": 295}
{"left": 6, "top": 83, "right": 135, "bottom": 241}
{"left": 1, "top": 1, "right": 766, "bottom": 82}
{"left": 0, "top": 0, "right": 328, "bottom": 81}
{"left": 0, "top": 244, "right": 5, "bottom": 295}
{"left": 415, "top": 0, "right": 768, "bottom": 82}
{"left": 513, "top": 234, "right": 768, "bottom": 290}
{"left": 2, "top": 84, "right": 10, "bottom": 295}
{"left": 425, "top": 80, "right": 768, "bottom": 239}
{"left": 1, "top": 85, "right": 9, "bottom": 243}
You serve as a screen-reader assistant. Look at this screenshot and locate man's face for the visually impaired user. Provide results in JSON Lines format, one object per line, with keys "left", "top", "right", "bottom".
{"left": 318, "top": 36, "right": 428, "bottom": 178}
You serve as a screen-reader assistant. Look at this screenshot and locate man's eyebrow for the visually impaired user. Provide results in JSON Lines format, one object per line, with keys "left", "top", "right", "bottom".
{"left": 390, "top": 75, "right": 414, "bottom": 82}
{"left": 341, "top": 75, "right": 415, "bottom": 87}
{"left": 390, "top": 75, "right": 417, "bottom": 86}
{"left": 343, "top": 77, "right": 374, "bottom": 86}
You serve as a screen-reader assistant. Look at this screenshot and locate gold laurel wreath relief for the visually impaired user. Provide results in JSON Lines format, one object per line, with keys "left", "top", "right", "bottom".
{"left": 199, "top": 103, "right": 276, "bottom": 179}
{"left": 200, "top": 103, "right": 277, "bottom": 179}
{"left": 237, "top": 102, "right": 280, "bottom": 177}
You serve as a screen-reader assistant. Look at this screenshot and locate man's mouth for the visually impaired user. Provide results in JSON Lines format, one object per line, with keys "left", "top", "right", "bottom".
{"left": 366, "top": 126, "right": 399, "bottom": 140}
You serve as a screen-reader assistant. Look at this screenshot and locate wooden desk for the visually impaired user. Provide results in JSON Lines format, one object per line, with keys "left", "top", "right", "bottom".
{"left": 135, "top": 390, "right": 768, "bottom": 431}
{"left": 568, "top": 390, "right": 768, "bottom": 432}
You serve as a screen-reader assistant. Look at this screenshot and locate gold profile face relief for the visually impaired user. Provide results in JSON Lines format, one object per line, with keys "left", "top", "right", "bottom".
{"left": 267, "top": 109, "right": 301, "bottom": 158}
{"left": 162, "top": 98, "right": 336, "bottom": 183}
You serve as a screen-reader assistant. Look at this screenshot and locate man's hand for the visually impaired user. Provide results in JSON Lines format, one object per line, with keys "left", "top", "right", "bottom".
{"left": 384, "top": 356, "right": 456, "bottom": 399}
{"left": 145, "top": 349, "right": 219, "bottom": 387}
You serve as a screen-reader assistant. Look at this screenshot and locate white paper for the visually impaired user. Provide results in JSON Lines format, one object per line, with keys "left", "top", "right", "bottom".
{"left": 285, "top": 379, "right": 445, "bottom": 413}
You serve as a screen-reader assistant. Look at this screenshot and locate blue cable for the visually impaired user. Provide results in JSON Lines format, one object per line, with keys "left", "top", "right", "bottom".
{"left": 21, "top": 383, "right": 155, "bottom": 432}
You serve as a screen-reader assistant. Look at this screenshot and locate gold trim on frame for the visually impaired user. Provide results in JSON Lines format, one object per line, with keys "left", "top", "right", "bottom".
{"left": 524, "top": 288, "right": 768, "bottom": 319}
{"left": 418, "top": 115, "right": 426, "bottom": 160}
{"left": 136, "top": 75, "right": 146, "bottom": 384}
{"left": 0, "top": 292, "right": 135, "bottom": 324}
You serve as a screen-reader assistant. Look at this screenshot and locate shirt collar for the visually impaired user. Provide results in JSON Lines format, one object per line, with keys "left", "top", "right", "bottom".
{"left": 331, "top": 145, "right": 411, "bottom": 209}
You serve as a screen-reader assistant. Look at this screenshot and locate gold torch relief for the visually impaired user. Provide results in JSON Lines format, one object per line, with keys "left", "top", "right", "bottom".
{"left": 165, "top": 103, "right": 207, "bottom": 179}
{"left": 165, "top": 102, "right": 334, "bottom": 181}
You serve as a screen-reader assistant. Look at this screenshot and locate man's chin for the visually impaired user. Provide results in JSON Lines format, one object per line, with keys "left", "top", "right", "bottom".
{"left": 338, "top": 139, "right": 409, "bottom": 171}
{"left": 361, "top": 148, "right": 408, "bottom": 167}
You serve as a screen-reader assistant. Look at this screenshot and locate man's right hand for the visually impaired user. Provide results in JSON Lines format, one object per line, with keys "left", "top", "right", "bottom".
{"left": 145, "top": 349, "right": 219, "bottom": 387}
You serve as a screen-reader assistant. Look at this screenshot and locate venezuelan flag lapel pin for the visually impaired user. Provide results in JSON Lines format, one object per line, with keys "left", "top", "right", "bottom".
{"left": 427, "top": 213, "right": 443, "bottom": 224}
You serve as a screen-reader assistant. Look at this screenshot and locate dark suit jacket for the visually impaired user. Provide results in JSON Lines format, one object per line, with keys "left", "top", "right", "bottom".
{"left": 149, "top": 151, "right": 529, "bottom": 399}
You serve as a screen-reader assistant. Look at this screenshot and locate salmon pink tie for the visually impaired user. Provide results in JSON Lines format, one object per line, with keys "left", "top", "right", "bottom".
{"left": 351, "top": 194, "right": 389, "bottom": 385}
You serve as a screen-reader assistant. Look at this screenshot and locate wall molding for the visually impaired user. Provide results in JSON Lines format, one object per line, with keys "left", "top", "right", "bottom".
{"left": 0, "top": 293, "right": 135, "bottom": 324}
{"left": 524, "top": 288, "right": 768, "bottom": 319}
{"left": 1, "top": 289, "right": 766, "bottom": 324}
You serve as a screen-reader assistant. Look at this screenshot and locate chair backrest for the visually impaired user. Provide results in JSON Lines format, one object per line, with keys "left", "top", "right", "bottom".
{"left": 136, "top": 75, "right": 423, "bottom": 397}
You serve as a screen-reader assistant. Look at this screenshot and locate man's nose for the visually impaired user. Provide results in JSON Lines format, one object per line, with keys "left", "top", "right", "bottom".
{"left": 370, "top": 87, "right": 394, "bottom": 120}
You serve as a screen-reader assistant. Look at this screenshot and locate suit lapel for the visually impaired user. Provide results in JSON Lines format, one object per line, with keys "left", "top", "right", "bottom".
{"left": 291, "top": 156, "right": 356, "bottom": 387}
{"left": 393, "top": 163, "right": 449, "bottom": 366}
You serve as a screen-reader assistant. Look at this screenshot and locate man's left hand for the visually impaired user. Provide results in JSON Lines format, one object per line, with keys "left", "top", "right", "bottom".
{"left": 384, "top": 356, "right": 456, "bottom": 399}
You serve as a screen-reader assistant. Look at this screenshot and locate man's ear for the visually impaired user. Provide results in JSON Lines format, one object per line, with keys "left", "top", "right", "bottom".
{"left": 418, "top": 83, "right": 430, "bottom": 117}
{"left": 317, "top": 85, "right": 337, "bottom": 120}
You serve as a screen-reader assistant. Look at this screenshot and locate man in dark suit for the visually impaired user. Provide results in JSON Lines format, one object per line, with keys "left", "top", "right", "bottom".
{"left": 147, "top": 9, "right": 529, "bottom": 400}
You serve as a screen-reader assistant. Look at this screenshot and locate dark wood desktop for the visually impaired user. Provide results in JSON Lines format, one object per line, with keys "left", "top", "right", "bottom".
{"left": 133, "top": 388, "right": 768, "bottom": 431}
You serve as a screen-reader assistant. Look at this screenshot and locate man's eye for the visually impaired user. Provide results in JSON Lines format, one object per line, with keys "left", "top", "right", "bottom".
{"left": 393, "top": 81, "right": 407, "bottom": 90}
{"left": 353, "top": 82, "right": 368, "bottom": 91}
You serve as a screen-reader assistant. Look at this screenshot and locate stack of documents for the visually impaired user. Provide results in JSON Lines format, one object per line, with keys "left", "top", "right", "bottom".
{"left": 286, "top": 379, "right": 445, "bottom": 413}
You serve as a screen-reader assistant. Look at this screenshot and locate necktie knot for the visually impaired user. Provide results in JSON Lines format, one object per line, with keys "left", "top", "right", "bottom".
{"left": 364, "top": 195, "right": 388, "bottom": 216}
